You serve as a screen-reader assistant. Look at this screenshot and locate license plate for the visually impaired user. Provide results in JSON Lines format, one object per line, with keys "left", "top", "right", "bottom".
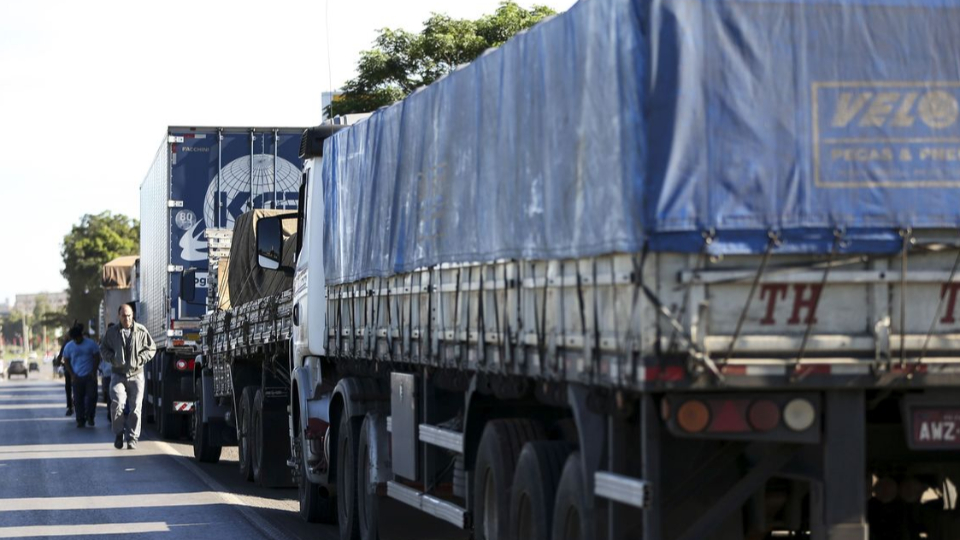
{"left": 910, "top": 408, "right": 960, "bottom": 449}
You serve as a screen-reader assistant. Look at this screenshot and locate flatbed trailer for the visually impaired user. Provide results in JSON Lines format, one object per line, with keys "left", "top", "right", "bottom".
{"left": 199, "top": 0, "right": 960, "bottom": 538}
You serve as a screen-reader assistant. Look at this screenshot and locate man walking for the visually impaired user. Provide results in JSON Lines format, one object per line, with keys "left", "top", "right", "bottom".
{"left": 62, "top": 324, "right": 100, "bottom": 428}
{"left": 100, "top": 305, "right": 156, "bottom": 450}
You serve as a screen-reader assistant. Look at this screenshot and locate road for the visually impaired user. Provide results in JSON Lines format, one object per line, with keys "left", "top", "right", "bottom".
{"left": 0, "top": 374, "right": 337, "bottom": 540}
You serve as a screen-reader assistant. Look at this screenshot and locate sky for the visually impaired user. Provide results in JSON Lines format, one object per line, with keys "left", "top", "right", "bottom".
{"left": 0, "top": 0, "right": 577, "bottom": 309}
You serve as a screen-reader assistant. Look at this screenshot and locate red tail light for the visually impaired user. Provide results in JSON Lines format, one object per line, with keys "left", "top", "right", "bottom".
{"left": 747, "top": 400, "right": 781, "bottom": 432}
{"left": 677, "top": 400, "right": 710, "bottom": 433}
{"left": 174, "top": 359, "right": 195, "bottom": 371}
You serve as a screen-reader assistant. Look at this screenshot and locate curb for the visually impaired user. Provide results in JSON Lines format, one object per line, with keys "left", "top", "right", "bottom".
{"left": 154, "top": 440, "right": 298, "bottom": 540}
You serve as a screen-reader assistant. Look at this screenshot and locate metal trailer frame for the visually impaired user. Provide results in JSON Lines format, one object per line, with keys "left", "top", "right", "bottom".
{"left": 313, "top": 240, "right": 960, "bottom": 540}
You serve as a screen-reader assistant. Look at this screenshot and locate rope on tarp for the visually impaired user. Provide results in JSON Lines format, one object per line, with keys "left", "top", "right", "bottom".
{"left": 791, "top": 229, "right": 843, "bottom": 379}
{"left": 720, "top": 231, "right": 780, "bottom": 366}
{"left": 917, "top": 232, "right": 960, "bottom": 364}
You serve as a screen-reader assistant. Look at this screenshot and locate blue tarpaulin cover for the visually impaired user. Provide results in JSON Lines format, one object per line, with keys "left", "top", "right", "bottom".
{"left": 321, "top": 0, "right": 960, "bottom": 285}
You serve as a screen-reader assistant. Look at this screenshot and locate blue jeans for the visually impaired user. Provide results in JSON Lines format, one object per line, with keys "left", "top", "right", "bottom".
{"left": 72, "top": 373, "right": 98, "bottom": 423}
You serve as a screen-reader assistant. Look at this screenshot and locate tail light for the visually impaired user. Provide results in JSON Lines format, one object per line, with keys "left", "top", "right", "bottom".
{"left": 783, "top": 398, "right": 816, "bottom": 432}
{"left": 174, "top": 359, "right": 195, "bottom": 372}
{"left": 677, "top": 400, "right": 710, "bottom": 433}
{"left": 666, "top": 394, "right": 818, "bottom": 441}
{"left": 747, "top": 400, "right": 781, "bottom": 432}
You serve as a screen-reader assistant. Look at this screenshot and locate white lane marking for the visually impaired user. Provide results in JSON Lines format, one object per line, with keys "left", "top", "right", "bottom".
{"left": 0, "top": 404, "right": 71, "bottom": 410}
{"left": 0, "top": 449, "right": 167, "bottom": 461}
{"left": 153, "top": 440, "right": 297, "bottom": 540}
{"left": 0, "top": 418, "right": 79, "bottom": 423}
{"left": 0, "top": 492, "right": 226, "bottom": 512}
{"left": 0, "top": 522, "right": 170, "bottom": 538}
{"left": 0, "top": 443, "right": 124, "bottom": 453}
{"left": 0, "top": 395, "right": 70, "bottom": 401}
{"left": 0, "top": 442, "right": 168, "bottom": 461}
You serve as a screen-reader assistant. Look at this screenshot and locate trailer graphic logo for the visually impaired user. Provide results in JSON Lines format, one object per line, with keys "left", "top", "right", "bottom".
{"left": 178, "top": 154, "right": 301, "bottom": 262}
{"left": 813, "top": 82, "right": 960, "bottom": 188}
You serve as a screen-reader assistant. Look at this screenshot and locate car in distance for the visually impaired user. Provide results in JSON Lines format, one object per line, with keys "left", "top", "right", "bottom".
{"left": 7, "top": 359, "right": 28, "bottom": 379}
{"left": 28, "top": 361, "right": 39, "bottom": 372}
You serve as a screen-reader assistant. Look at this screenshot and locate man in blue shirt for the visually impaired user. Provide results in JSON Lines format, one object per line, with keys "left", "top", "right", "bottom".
{"left": 63, "top": 323, "right": 101, "bottom": 428}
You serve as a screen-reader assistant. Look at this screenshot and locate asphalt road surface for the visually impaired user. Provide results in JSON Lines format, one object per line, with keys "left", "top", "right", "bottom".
{"left": 0, "top": 374, "right": 337, "bottom": 540}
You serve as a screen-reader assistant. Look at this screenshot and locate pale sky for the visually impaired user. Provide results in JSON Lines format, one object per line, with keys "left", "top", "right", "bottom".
{"left": 0, "top": 0, "right": 577, "bottom": 308}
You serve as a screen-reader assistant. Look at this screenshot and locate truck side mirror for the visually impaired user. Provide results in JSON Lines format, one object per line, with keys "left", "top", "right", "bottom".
{"left": 180, "top": 268, "right": 197, "bottom": 302}
{"left": 257, "top": 216, "right": 284, "bottom": 271}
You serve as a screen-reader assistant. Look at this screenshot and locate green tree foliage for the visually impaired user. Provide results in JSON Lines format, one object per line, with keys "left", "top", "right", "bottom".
{"left": 1, "top": 310, "right": 26, "bottom": 350}
{"left": 61, "top": 212, "right": 139, "bottom": 331}
{"left": 1, "top": 298, "right": 65, "bottom": 355}
{"left": 327, "top": 1, "right": 556, "bottom": 117}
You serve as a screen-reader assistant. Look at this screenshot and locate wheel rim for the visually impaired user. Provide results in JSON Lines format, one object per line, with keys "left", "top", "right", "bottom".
{"left": 482, "top": 470, "right": 498, "bottom": 539}
{"left": 516, "top": 492, "right": 533, "bottom": 540}
{"left": 561, "top": 506, "right": 581, "bottom": 540}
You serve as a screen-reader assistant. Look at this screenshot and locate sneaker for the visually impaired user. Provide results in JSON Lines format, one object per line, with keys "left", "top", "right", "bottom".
{"left": 65, "top": 408, "right": 73, "bottom": 417}
{"left": 114, "top": 434, "right": 124, "bottom": 449}
{"left": 127, "top": 440, "right": 137, "bottom": 450}
{"left": 87, "top": 418, "right": 95, "bottom": 427}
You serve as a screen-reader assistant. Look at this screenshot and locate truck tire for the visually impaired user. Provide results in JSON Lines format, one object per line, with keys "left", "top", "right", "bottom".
{"left": 552, "top": 453, "right": 590, "bottom": 540}
{"left": 337, "top": 411, "right": 363, "bottom": 540}
{"left": 192, "top": 379, "right": 222, "bottom": 464}
{"left": 252, "top": 389, "right": 293, "bottom": 487}
{"left": 295, "top": 435, "right": 337, "bottom": 524}
{"left": 160, "top": 371, "right": 183, "bottom": 440}
{"left": 473, "top": 419, "right": 546, "bottom": 540}
{"left": 358, "top": 412, "right": 385, "bottom": 540}
{"left": 160, "top": 406, "right": 182, "bottom": 439}
{"left": 509, "top": 441, "right": 572, "bottom": 540}
{"left": 238, "top": 386, "right": 256, "bottom": 481}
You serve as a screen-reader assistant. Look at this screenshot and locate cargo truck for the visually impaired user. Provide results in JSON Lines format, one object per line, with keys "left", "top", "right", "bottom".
{"left": 98, "top": 256, "right": 138, "bottom": 339}
{"left": 193, "top": 0, "right": 960, "bottom": 538}
{"left": 139, "top": 126, "right": 304, "bottom": 439}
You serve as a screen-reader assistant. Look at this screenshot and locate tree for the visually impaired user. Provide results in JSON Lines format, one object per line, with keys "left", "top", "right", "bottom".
{"left": 326, "top": 1, "right": 557, "bottom": 117}
{"left": 61, "top": 212, "right": 139, "bottom": 331}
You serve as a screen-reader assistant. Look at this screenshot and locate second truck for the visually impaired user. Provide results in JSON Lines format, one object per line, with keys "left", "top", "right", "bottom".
{"left": 138, "top": 126, "right": 304, "bottom": 439}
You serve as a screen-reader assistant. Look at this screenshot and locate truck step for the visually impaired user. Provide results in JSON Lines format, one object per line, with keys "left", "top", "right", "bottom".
{"left": 386, "top": 481, "right": 467, "bottom": 529}
{"left": 594, "top": 471, "right": 652, "bottom": 509}
{"left": 418, "top": 424, "right": 464, "bottom": 454}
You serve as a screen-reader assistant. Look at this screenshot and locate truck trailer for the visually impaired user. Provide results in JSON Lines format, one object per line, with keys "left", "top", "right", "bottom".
{"left": 195, "top": 0, "right": 960, "bottom": 538}
{"left": 99, "top": 255, "right": 138, "bottom": 339}
{"left": 139, "top": 126, "right": 304, "bottom": 439}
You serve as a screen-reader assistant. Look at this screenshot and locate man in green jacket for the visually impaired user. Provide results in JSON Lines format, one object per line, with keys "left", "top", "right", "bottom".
{"left": 100, "top": 304, "right": 156, "bottom": 450}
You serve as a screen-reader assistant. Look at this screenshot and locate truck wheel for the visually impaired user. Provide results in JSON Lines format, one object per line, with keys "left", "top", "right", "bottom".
{"left": 160, "top": 409, "right": 182, "bottom": 438}
{"left": 160, "top": 376, "right": 182, "bottom": 439}
{"left": 252, "top": 389, "right": 293, "bottom": 487}
{"left": 295, "top": 435, "right": 337, "bottom": 523}
{"left": 552, "top": 453, "right": 590, "bottom": 540}
{"left": 509, "top": 441, "right": 571, "bottom": 540}
{"left": 238, "top": 386, "right": 256, "bottom": 481}
{"left": 358, "top": 412, "right": 386, "bottom": 540}
{"left": 192, "top": 380, "right": 222, "bottom": 464}
{"left": 473, "top": 419, "right": 546, "bottom": 540}
{"left": 337, "top": 411, "right": 363, "bottom": 540}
